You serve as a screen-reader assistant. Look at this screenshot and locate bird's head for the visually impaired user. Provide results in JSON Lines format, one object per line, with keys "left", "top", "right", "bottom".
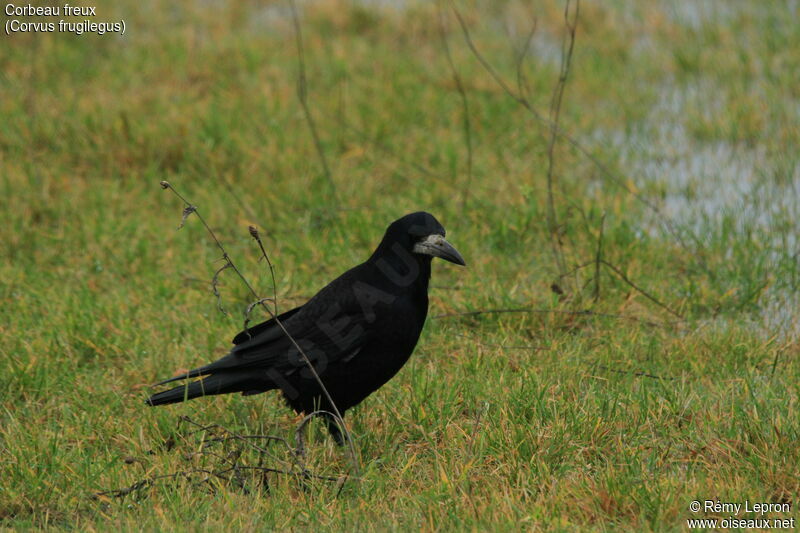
{"left": 379, "top": 211, "right": 466, "bottom": 266}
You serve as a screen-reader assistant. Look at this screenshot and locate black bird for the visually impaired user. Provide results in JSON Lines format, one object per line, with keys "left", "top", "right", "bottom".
{"left": 146, "top": 212, "right": 465, "bottom": 444}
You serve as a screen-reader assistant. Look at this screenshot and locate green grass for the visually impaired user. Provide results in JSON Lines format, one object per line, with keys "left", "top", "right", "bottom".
{"left": 1, "top": 0, "right": 798, "bottom": 530}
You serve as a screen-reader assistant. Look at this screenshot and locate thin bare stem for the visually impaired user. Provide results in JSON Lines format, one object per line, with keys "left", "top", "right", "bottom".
{"left": 466, "top": 401, "right": 489, "bottom": 456}
{"left": 294, "top": 410, "right": 350, "bottom": 460}
{"left": 433, "top": 306, "right": 675, "bottom": 328}
{"left": 514, "top": 17, "right": 538, "bottom": 103}
{"left": 438, "top": 4, "right": 474, "bottom": 210}
{"left": 289, "top": 0, "right": 337, "bottom": 201}
{"left": 590, "top": 362, "right": 677, "bottom": 381}
{"left": 211, "top": 262, "right": 233, "bottom": 315}
{"left": 599, "top": 259, "right": 684, "bottom": 319}
{"left": 242, "top": 297, "right": 276, "bottom": 338}
{"left": 249, "top": 225, "right": 279, "bottom": 316}
{"left": 543, "top": 0, "right": 580, "bottom": 284}
{"left": 593, "top": 213, "right": 606, "bottom": 303}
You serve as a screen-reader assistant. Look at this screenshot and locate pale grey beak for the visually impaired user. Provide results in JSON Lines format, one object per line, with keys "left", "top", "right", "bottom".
{"left": 412, "top": 234, "right": 466, "bottom": 266}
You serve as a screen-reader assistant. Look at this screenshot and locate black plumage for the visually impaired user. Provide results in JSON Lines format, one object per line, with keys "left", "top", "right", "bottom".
{"left": 146, "top": 212, "right": 465, "bottom": 443}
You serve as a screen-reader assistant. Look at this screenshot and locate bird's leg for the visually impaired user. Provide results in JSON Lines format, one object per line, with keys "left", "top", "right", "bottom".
{"left": 321, "top": 412, "right": 346, "bottom": 446}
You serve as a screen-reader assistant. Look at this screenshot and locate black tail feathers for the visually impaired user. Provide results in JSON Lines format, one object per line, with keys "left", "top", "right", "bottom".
{"left": 145, "top": 372, "right": 270, "bottom": 406}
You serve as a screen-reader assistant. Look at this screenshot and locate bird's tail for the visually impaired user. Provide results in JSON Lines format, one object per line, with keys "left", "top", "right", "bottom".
{"left": 146, "top": 372, "right": 262, "bottom": 406}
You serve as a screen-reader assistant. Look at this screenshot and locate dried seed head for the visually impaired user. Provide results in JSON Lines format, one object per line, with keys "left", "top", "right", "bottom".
{"left": 178, "top": 205, "right": 197, "bottom": 229}
{"left": 159, "top": 180, "right": 170, "bottom": 189}
{"left": 248, "top": 225, "right": 259, "bottom": 240}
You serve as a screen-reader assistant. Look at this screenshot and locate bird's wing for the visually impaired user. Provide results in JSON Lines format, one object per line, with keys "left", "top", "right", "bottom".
{"left": 168, "top": 265, "right": 379, "bottom": 380}
{"left": 221, "top": 305, "right": 371, "bottom": 374}
{"left": 231, "top": 305, "right": 303, "bottom": 345}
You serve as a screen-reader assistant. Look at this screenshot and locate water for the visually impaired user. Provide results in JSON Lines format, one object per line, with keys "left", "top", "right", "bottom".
{"left": 594, "top": 78, "right": 799, "bottom": 339}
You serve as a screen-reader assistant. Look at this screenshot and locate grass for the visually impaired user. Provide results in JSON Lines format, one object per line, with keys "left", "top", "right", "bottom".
{"left": 1, "top": 0, "right": 798, "bottom": 530}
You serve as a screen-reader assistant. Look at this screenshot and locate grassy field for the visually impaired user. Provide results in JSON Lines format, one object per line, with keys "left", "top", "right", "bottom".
{"left": 1, "top": 0, "right": 799, "bottom": 530}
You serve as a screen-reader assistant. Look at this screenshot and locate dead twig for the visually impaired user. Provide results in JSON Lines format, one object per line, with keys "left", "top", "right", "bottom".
{"left": 438, "top": 4, "right": 474, "bottom": 210}
{"left": 433, "top": 306, "right": 675, "bottom": 328}
{"left": 466, "top": 401, "right": 489, "bottom": 456}
{"left": 211, "top": 262, "right": 233, "bottom": 315}
{"left": 599, "top": 259, "right": 684, "bottom": 319}
{"left": 589, "top": 362, "right": 677, "bottom": 381}
{"left": 548, "top": 254, "right": 682, "bottom": 320}
{"left": 181, "top": 416, "right": 294, "bottom": 470}
{"left": 294, "top": 410, "right": 347, "bottom": 460}
{"left": 543, "top": 0, "right": 580, "bottom": 287}
{"left": 249, "top": 225, "right": 279, "bottom": 316}
{"left": 514, "top": 16, "right": 538, "bottom": 104}
{"left": 242, "top": 297, "right": 277, "bottom": 340}
{"left": 289, "top": 0, "right": 337, "bottom": 201}
{"left": 95, "top": 415, "right": 342, "bottom": 501}
{"left": 593, "top": 213, "right": 606, "bottom": 303}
